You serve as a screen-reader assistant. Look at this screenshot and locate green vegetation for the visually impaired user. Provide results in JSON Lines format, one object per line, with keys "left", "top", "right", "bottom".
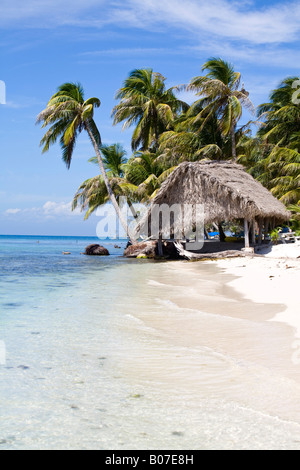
{"left": 38, "top": 60, "right": 300, "bottom": 230}
{"left": 253, "top": 77, "right": 300, "bottom": 207}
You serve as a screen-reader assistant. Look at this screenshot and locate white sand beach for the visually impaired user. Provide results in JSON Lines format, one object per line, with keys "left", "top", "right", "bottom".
{"left": 214, "top": 242, "right": 300, "bottom": 337}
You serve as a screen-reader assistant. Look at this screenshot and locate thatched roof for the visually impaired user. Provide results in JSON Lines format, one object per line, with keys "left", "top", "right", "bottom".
{"left": 136, "top": 161, "right": 291, "bottom": 238}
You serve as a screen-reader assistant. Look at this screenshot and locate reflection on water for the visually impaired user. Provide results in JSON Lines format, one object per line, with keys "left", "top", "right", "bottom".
{"left": 1, "top": 236, "right": 300, "bottom": 450}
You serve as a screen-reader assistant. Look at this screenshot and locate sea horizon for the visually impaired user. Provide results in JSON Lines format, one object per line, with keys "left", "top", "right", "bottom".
{"left": 0, "top": 234, "right": 129, "bottom": 240}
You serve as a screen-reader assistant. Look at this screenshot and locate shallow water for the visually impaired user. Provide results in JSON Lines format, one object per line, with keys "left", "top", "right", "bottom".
{"left": 1, "top": 236, "right": 300, "bottom": 450}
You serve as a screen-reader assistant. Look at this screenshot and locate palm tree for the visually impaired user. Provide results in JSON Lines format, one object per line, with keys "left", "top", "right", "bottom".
{"left": 159, "top": 99, "right": 253, "bottom": 163}
{"left": 254, "top": 147, "right": 300, "bottom": 205}
{"left": 112, "top": 68, "right": 188, "bottom": 151}
{"left": 288, "top": 204, "right": 300, "bottom": 232}
{"left": 187, "top": 58, "right": 255, "bottom": 161}
{"left": 120, "top": 151, "right": 177, "bottom": 202}
{"left": 73, "top": 149, "right": 176, "bottom": 220}
{"left": 72, "top": 174, "right": 111, "bottom": 220}
{"left": 257, "top": 77, "right": 300, "bottom": 148}
{"left": 158, "top": 100, "right": 224, "bottom": 163}
{"left": 236, "top": 135, "right": 269, "bottom": 174}
{"left": 72, "top": 143, "right": 129, "bottom": 219}
{"left": 88, "top": 143, "right": 128, "bottom": 176}
{"left": 253, "top": 77, "right": 300, "bottom": 205}
{"left": 36, "top": 83, "right": 135, "bottom": 242}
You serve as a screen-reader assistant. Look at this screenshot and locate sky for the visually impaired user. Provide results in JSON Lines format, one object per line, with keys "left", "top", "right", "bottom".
{"left": 1, "top": 0, "right": 300, "bottom": 236}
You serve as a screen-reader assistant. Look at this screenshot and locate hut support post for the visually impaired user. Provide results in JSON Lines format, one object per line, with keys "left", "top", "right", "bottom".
{"left": 158, "top": 237, "right": 163, "bottom": 257}
{"left": 251, "top": 220, "right": 256, "bottom": 245}
{"left": 244, "top": 219, "right": 250, "bottom": 248}
{"left": 265, "top": 218, "right": 269, "bottom": 241}
{"left": 258, "top": 218, "right": 263, "bottom": 245}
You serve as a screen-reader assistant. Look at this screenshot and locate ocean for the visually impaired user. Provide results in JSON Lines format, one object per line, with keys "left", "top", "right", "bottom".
{"left": 1, "top": 235, "right": 300, "bottom": 450}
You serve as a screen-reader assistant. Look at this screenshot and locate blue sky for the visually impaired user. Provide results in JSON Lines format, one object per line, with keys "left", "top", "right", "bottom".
{"left": 1, "top": 0, "right": 300, "bottom": 236}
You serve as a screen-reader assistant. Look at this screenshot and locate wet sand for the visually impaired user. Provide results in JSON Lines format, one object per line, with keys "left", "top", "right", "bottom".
{"left": 140, "top": 258, "right": 300, "bottom": 382}
{"left": 120, "top": 251, "right": 300, "bottom": 440}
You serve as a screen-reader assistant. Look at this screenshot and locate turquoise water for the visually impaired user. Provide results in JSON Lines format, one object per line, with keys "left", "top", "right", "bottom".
{"left": 1, "top": 236, "right": 300, "bottom": 450}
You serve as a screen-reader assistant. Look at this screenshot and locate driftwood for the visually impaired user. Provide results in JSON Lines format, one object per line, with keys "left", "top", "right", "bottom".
{"left": 174, "top": 242, "right": 246, "bottom": 260}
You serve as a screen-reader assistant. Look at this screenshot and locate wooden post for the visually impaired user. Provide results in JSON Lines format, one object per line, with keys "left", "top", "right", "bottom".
{"left": 158, "top": 237, "right": 163, "bottom": 257}
{"left": 244, "top": 219, "right": 250, "bottom": 248}
{"left": 251, "top": 220, "right": 256, "bottom": 245}
{"left": 258, "top": 218, "right": 263, "bottom": 245}
{"left": 272, "top": 217, "right": 276, "bottom": 231}
{"left": 265, "top": 218, "right": 269, "bottom": 240}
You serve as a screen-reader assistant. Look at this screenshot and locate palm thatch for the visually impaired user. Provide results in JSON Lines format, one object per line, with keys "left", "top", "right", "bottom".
{"left": 136, "top": 160, "right": 291, "bottom": 240}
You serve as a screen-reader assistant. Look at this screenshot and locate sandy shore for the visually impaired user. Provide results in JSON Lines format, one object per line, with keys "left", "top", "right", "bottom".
{"left": 214, "top": 242, "right": 300, "bottom": 337}
{"left": 119, "top": 241, "right": 300, "bottom": 444}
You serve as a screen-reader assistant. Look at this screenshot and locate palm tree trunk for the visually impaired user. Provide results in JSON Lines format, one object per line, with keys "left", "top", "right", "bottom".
{"left": 128, "top": 200, "right": 138, "bottom": 219}
{"left": 231, "top": 120, "right": 237, "bottom": 162}
{"left": 85, "top": 123, "right": 136, "bottom": 243}
{"left": 218, "top": 222, "right": 226, "bottom": 242}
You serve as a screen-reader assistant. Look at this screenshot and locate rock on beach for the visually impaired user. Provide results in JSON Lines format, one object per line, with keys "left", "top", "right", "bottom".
{"left": 84, "top": 244, "right": 110, "bottom": 256}
{"left": 123, "top": 240, "right": 181, "bottom": 259}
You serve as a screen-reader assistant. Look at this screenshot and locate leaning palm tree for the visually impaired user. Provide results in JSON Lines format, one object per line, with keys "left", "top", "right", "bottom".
{"left": 112, "top": 68, "right": 188, "bottom": 151}
{"left": 188, "top": 58, "right": 255, "bottom": 161}
{"left": 73, "top": 143, "right": 128, "bottom": 219}
{"left": 36, "top": 83, "right": 135, "bottom": 242}
{"left": 73, "top": 143, "right": 135, "bottom": 220}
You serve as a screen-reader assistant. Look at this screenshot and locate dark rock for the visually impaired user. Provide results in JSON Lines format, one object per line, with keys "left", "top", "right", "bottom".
{"left": 84, "top": 244, "right": 110, "bottom": 256}
{"left": 162, "top": 241, "right": 181, "bottom": 259}
{"left": 124, "top": 241, "right": 158, "bottom": 258}
{"left": 123, "top": 240, "right": 181, "bottom": 259}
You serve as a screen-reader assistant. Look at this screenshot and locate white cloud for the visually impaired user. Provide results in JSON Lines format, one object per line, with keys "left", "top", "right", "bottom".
{"left": 101, "top": 0, "right": 300, "bottom": 45}
{"left": 187, "top": 40, "right": 300, "bottom": 70}
{"left": 42, "top": 201, "right": 81, "bottom": 217}
{"left": 4, "top": 201, "right": 82, "bottom": 218}
{"left": 2, "top": 0, "right": 300, "bottom": 46}
{"left": 79, "top": 47, "right": 176, "bottom": 58}
{"left": 5, "top": 208, "right": 21, "bottom": 215}
{"left": 0, "top": 0, "right": 104, "bottom": 27}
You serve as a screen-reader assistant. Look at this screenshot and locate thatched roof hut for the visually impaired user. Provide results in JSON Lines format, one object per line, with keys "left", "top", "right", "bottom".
{"left": 136, "top": 160, "right": 291, "bottom": 251}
